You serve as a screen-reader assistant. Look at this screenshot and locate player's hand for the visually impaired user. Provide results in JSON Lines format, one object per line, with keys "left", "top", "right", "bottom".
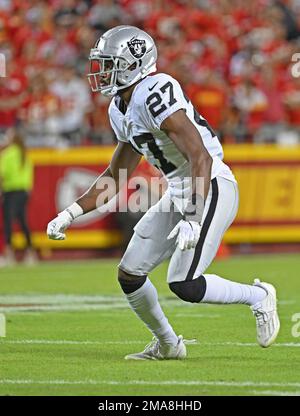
{"left": 167, "top": 220, "right": 201, "bottom": 251}
{"left": 47, "top": 211, "right": 73, "bottom": 240}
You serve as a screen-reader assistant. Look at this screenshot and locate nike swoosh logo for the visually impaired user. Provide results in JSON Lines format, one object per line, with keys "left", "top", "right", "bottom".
{"left": 148, "top": 82, "right": 158, "bottom": 91}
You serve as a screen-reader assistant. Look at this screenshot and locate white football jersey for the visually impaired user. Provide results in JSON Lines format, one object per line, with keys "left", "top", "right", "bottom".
{"left": 108, "top": 73, "right": 236, "bottom": 210}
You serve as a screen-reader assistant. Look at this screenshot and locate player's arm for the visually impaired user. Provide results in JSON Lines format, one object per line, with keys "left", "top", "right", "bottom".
{"left": 76, "top": 141, "right": 141, "bottom": 213}
{"left": 161, "top": 109, "right": 212, "bottom": 210}
{"left": 47, "top": 142, "right": 141, "bottom": 240}
{"left": 161, "top": 109, "right": 213, "bottom": 250}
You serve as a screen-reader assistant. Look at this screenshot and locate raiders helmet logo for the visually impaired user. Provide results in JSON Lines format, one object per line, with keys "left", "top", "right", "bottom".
{"left": 127, "top": 39, "right": 146, "bottom": 58}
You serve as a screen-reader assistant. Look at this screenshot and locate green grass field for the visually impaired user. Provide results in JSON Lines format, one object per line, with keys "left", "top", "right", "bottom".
{"left": 0, "top": 254, "right": 300, "bottom": 396}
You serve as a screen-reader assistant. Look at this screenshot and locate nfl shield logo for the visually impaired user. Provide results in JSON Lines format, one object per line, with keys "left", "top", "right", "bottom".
{"left": 127, "top": 39, "right": 146, "bottom": 58}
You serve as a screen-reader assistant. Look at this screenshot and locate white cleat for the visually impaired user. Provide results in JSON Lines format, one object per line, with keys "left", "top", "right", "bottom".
{"left": 125, "top": 335, "right": 187, "bottom": 360}
{"left": 251, "top": 279, "right": 280, "bottom": 348}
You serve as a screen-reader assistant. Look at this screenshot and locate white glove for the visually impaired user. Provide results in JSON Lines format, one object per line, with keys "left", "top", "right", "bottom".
{"left": 47, "top": 202, "right": 83, "bottom": 240}
{"left": 47, "top": 210, "right": 73, "bottom": 240}
{"left": 167, "top": 220, "right": 201, "bottom": 251}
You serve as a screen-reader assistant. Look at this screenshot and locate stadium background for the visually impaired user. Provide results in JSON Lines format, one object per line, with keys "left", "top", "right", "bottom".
{"left": 1, "top": 0, "right": 300, "bottom": 399}
{"left": 0, "top": 0, "right": 300, "bottom": 258}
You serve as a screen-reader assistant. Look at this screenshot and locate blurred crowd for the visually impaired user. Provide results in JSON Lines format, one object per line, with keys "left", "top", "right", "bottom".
{"left": 0, "top": 0, "right": 300, "bottom": 147}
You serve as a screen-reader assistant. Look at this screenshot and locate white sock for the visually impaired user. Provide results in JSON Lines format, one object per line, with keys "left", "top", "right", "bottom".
{"left": 201, "top": 274, "right": 267, "bottom": 306}
{"left": 126, "top": 278, "right": 178, "bottom": 346}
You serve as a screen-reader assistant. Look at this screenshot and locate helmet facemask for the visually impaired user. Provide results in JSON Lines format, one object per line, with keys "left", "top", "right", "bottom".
{"left": 87, "top": 53, "right": 132, "bottom": 97}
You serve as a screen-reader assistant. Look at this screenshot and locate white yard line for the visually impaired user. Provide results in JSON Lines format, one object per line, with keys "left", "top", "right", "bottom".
{"left": 0, "top": 379, "right": 300, "bottom": 388}
{"left": 0, "top": 294, "right": 188, "bottom": 312}
{"left": 1, "top": 339, "right": 300, "bottom": 348}
{"left": 0, "top": 304, "right": 128, "bottom": 312}
{"left": 208, "top": 342, "right": 300, "bottom": 347}
{"left": 0, "top": 305, "right": 219, "bottom": 313}
{"left": 0, "top": 339, "right": 147, "bottom": 345}
{"left": 0, "top": 294, "right": 295, "bottom": 305}
{"left": 249, "top": 390, "right": 300, "bottom": 396}
{"left": 0, "top": 294, "right": 126, "bottom": 303}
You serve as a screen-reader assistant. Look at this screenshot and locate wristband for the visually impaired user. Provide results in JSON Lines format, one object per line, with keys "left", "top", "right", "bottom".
{"left": 65, "top": 202, "right": 84, "bottom": 220}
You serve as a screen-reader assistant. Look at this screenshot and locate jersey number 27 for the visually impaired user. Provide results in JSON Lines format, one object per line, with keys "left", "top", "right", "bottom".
{"left": 146, "top": 81, "right": 177, "bottom": 117}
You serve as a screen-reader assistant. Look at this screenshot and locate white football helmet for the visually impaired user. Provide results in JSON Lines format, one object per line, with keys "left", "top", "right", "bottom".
{"left": 87, "top": 25, "right": 157, "bottom": 97}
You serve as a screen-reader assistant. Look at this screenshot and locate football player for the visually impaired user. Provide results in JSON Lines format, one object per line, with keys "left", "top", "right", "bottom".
{"left": 47, "top": 26, "right": 280, "bottom": 360}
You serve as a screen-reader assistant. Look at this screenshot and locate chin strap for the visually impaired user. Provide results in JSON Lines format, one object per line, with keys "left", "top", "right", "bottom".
{"left": 101, "top": 85, "right": 118, "bottom": 97}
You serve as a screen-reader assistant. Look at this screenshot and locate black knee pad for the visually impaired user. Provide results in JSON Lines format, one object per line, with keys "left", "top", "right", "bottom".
{"left": 169, "top": 275, "right": 207, "bottom": 303}
{"left": 118, "top": 268, "right": 147, "bottom": 294}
